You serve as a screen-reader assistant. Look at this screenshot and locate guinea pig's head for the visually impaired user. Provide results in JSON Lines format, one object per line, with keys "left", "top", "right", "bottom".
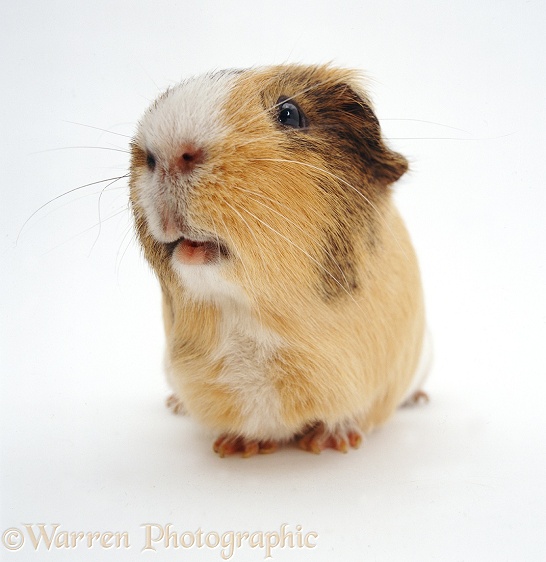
{"left": 129, "top": 65, "right": 408, "bottom": 305}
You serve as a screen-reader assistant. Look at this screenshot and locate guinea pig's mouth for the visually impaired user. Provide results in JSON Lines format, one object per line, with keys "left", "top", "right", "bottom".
{"left": 166, "top": 236, "right": 230, "bottom": 266}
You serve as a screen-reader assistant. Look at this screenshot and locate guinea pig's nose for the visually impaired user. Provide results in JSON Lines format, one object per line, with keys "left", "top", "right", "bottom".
{"left": 172, "top": 144, "right": 205, "bottom": 174}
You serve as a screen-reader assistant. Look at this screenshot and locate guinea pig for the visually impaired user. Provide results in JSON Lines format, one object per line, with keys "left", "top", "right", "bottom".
{"left": 129, "top": 64, "right": 429, "bottom": 457}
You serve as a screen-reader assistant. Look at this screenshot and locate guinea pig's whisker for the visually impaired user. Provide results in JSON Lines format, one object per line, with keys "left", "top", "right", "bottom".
{"left": 31, "top": 146, "right": 130, "bottom": 155}
{"left": 116, "top": 224, "right": 138, "bottom": 279}
{"left": 380, "top": 118, "right": 471, "bottom": 135}
{"left": 90, "top": 175, "right": 129, "bottom": 254}
{"left": 249, "top": 157, "right": 409, "bottom": 262}
{"left": 30, "top": 186, "right": 122, "bottom": 221}
{"left": 231, "top": 184, "right": 331, "bottom": 234}
{"left": 232, "top": 133, "right": 282, "bottom": 150}
{"left": 221, "top": 200, "right": 269, "bottom": 277}
{"left": 90, "top": 205, "right": 128, "bottom": 231}
{"left": 207, "top": 213, "right": 222, "bottom": 252}
{"left": 378, "top": 117, "right": 498, "bottom": 141}
{"left": 218, "top": 206, "right": 267, "bottom": 326}
{"left": 231, "top": 185, "right": 353, "bottom": 291}
{"left": 302, "top": 121, "right": 483, "bottom": 143}
{"left": 62, "top": 120, "right": 132, "bottom": 138}
{"left": 42, "top": 207, "right": 128, "bottom": 255}
{"left": 116, "top": 224, "right": 138, "bottom": 280}
{"left": 385, "top": 136, "right": 477, "bottom": 141}
{"left": 17, "top": 174, "right": 130, "bottom": 244}
{"left": 234, "top": 203, "right": 363, "bottom": 310}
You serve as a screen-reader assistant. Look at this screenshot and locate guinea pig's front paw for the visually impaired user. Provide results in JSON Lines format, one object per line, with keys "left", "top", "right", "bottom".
{"left": 166, "top": 393, "right": 187, "bottom": 415}
{"left": 213, "top": 434, "right": 279, "bottom": 458}
{"left": 297, "top": 422, "right": 362, "bottom": 454}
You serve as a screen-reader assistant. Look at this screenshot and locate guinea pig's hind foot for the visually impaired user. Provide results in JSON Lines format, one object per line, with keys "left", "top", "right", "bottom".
{"left": 297, "top": 422, "right": 362, "bottom": 454}
{"left": 213, "top": 434, "right": 279, "bottom": 458}
{"left": 401, "top": 390, "right": 430, "bottom": 407}
{"left": 166, "top": 393, "right": 187, "bottom": 415}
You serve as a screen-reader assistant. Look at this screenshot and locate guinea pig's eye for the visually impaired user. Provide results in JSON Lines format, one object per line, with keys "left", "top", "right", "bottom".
{"left": 146, "top": 151, "right": 156, "bottom": 171}
{"left": 276, "top": 97, "right": 307, "bottom": 129}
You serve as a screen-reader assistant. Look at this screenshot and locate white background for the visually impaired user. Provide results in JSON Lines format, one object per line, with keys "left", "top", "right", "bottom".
{"left": 1, "top": 1, "right": 545, "bottom": 560}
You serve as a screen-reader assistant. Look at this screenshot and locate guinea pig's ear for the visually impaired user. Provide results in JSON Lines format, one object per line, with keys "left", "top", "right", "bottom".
{"left": 331, "top": 82, "right": 408, "bottom": 186}
{"left": 366, "top": 138, "right": 408, "bottom": 186}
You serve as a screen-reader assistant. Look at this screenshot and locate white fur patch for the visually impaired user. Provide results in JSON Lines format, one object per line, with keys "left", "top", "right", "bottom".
{"left": 171, "top": 256, "right": 286, "bottom": 440}
{"left": 133, "top": 71, "right": 238, "bottom": 243}
{"left": 137, "top": 70, "right": 237, "bottom": 159}
{"left": 214, "top": 300, "right": 286, "bottom": 440}
{"left": 170, "top": 259, "right": 241, "bottom": 305}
